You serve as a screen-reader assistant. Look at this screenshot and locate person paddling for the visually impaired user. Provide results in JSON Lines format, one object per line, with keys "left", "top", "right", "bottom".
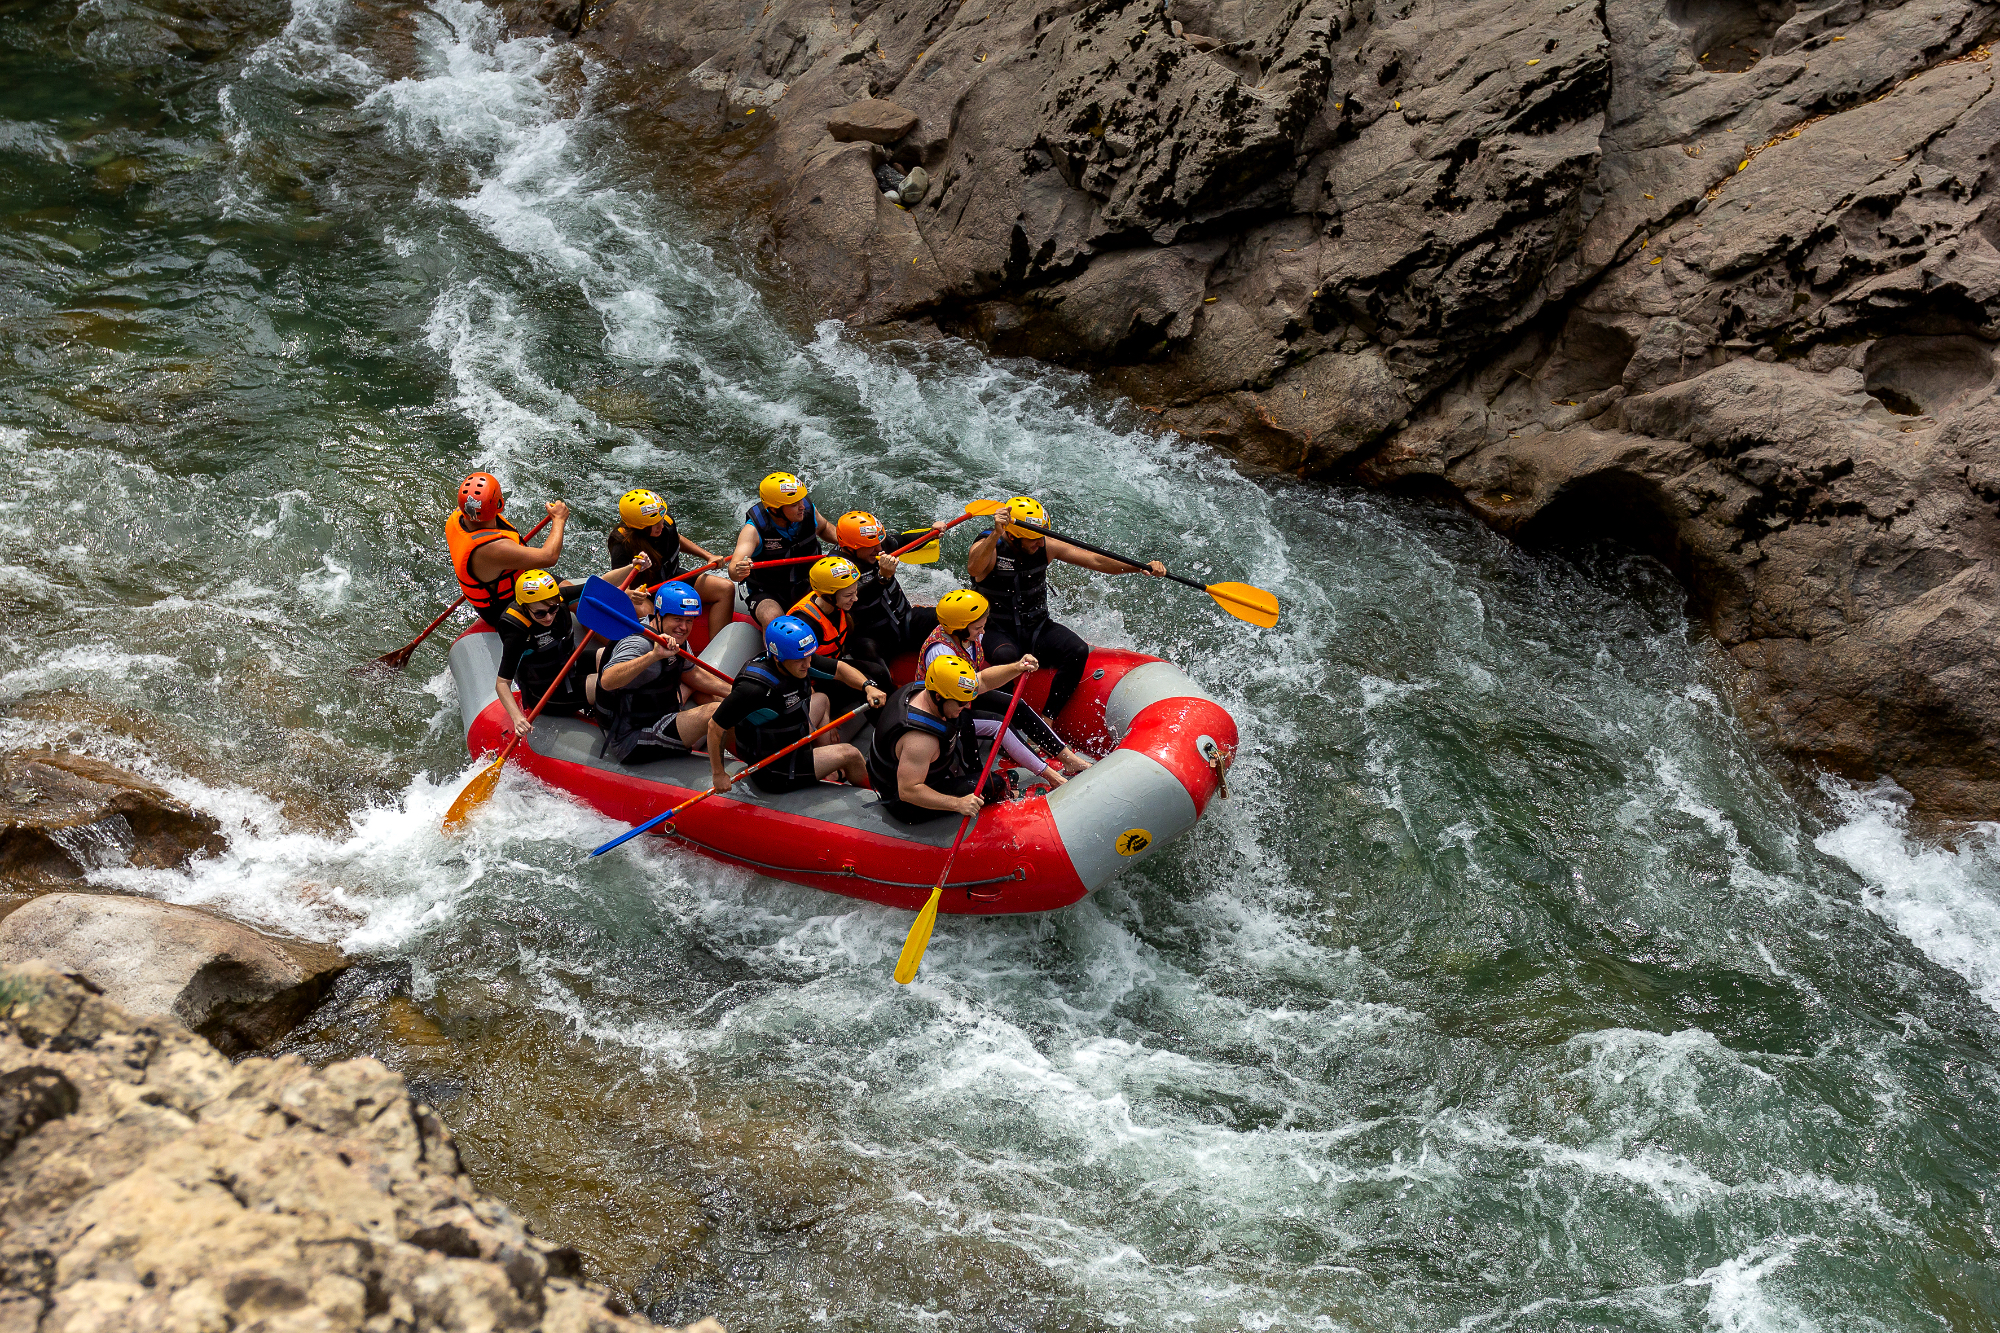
{"left": 787, "top": 556, "right": 873, "bottom": 723}
{"left": 834, "top": 509, "right": 939, "bottom": 691}
{"left": 447, "top": 472, "right": 570, "bottom": 631}
{"left": 590, "top": 581, "right": 722, "bottom": 764}
{"left": 968, "top": 495, "right": 1165, "bottom": 722}
{"left": 606, "top": 488, "right": 734, "bottom": 638}
{"left": 494, "top": 560, "right": 648, "bottom": 739}
{"left": 708, "top": 615, "right": 882, "bottom": 795}
{"left": 922, "top": 589, "right": 1091, "bottom": 785}
{"left": 728, "top": 472, "right": 841, "bottom": 627}
{"left": 865, "top": 655, "right": 1015, "bottom": 823}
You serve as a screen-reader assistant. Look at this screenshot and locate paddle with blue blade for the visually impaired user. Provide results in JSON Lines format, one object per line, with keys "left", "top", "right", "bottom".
{"left": 588, "top": 704, "right": 869, "bottom": 857}
{"left": 575, "top": 576, "right": 736, "bottom": 687}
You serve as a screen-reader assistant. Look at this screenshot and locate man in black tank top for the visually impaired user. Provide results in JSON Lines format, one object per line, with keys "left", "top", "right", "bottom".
{"left": 968, "top": 496, "right": 1166, "bottom": 722}
{"left": 865, "top": 654, "right": 1011, "bottom": 824}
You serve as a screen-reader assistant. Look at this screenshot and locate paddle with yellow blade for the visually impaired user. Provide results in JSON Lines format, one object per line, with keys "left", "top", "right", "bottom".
{"left": 441, "top": 564, "right": 642, "bottom": 835}
{"left": 879, "top": 497, "right": 1004, "bottom": 564}
{"left": 1009, "top": 518, "right": 1280, "bottom": 628}
{"left": 894, "top": 671, "right": 1028, "bottom": 985}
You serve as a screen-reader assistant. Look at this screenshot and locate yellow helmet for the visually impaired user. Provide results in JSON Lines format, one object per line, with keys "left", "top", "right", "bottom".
{"left": 618, "top": 488, "right": 667, "bottom": 528}
{"left": 759, "top": 471, "right": 809, "bottom": 507}
{"left": 924, "top": 653, "right": 979, "bottom": 702}
{"left": 1002, "top": 495, "right": 1048, "bottom": 540}
{"left": 514, "top": 569, "right": 562, "bottom": 605}
{"left": 809, "top": 555, "right": 861, "bottom": 594}
{"left": 935, "top": 589, "right": 989, "bottom": 631}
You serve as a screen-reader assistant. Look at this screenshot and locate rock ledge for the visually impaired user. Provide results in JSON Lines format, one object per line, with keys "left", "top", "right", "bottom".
{"left": 0, "top": 962, "right": 717, "bottom": 1333}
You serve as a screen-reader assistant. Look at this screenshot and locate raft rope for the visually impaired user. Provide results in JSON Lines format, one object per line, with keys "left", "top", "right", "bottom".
{"left": 657, "top": 827, "right": 1027, "bottom": 890}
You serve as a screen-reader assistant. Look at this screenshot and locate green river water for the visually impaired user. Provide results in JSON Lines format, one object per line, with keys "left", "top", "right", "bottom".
{"left": 7, "top": 0, "right": 2000, "bottom": 1327}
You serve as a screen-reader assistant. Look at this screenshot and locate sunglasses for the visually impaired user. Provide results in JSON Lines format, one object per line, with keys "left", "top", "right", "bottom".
{"left": 527, "top": 602, "right": 561, "bottom": 619}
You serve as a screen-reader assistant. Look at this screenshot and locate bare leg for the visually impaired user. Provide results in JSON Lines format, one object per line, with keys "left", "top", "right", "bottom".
{"left": 674, "top": 702, "right": 719, "bottom": 750}
{"left": 697, "top": 572, "right": 734, "bottom": 638}
{"left": 808, "top": 690, "right": 834, "bottom": 744}
{"left": 812, "top": 742, "right": 870, "bottom": 786}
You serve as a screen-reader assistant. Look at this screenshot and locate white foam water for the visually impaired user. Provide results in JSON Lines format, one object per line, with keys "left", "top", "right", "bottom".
{"left": 4, "top": 0, "right": 2000, "bottom": 1325}
{"left": 1817, "top": 777, "right": 2000, "bottom": 1013}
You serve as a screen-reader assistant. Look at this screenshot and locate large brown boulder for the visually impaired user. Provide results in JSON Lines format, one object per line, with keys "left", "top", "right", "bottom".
{"left": 0, "top": 963, "right": 719, "bottom": 1332}
{"left": 0, "top": 749, "right": 225, "bottom": 887}
{"left": 565, "top": 0, "right": 2000, "bottom": 816}
{"left": 0, "top": 894, "right": 348, "bottom": 1056}
{"left": 825, "top": 97, "right": 918, "bottom": 144}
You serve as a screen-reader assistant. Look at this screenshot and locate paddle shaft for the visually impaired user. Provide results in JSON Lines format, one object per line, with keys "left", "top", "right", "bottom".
{"left": 591, "top": 704, "right": 868, "bottom": 855}
{"left": 1010, "top": 518, "right": 1197, "bottom": 589}
{"left": 884, "top": 507, "right": 989, "bottom": 560}
{"left": 732, "top": 508, "right": 989, "bottom": 575}
{"left": 936, "top": 673, "right": 1030, "bottom": 889}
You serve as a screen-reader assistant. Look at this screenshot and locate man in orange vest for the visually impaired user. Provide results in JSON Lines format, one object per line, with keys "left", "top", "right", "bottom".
{"left": 445, "top": 472, "right": 572, "bottom": 631}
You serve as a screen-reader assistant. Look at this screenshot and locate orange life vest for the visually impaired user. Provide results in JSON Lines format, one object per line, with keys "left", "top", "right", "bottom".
{"left": 445, "top": 509, "right": 522, "bottom": 610}
{"left": 787, "top": 592, "right": 850, "bottom": 661}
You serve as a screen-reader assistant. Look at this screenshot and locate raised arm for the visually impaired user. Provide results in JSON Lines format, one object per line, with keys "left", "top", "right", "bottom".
{"left": 728, "top": 522, "right": 759, "bottom": 580}
{"left": 967, "top": 530, "right": 998, "bottom": 582}
{"left": 1046, "top": 536, "right": 1165, "bottom": 577}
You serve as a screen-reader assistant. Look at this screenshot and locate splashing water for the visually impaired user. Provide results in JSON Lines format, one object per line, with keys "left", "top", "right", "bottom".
{"left": 6, "top": 0, "right": 2000, "bottom": 1327}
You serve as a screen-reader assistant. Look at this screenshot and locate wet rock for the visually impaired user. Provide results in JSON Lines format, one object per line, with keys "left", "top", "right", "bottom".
{"left": 0, "top": 894, "right": 349, "bottom": 1056}
{"left": 0, "top": 963, "right": 722, "bottom": 1333}
{"left": 566, "top": 0, "right": 2000, "bottom": 816}
{"left": 826, "top": 98, "right": 919, "bottom": 144}
{"left": 0, "top": 749, "right": 225, "bottom": 887}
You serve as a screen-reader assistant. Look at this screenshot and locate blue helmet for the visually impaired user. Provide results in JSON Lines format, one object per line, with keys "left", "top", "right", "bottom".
{"left": 655, "top": 580, "right": 702, "bottom": 618}
{"left": 765, "top": 615, "right": 818, "bottom": 661}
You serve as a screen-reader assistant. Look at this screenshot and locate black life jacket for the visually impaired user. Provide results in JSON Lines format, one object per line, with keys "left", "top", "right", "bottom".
{"left": 866, "top": 682, "right": 976, "bottom": 799}
{"left": 596, "top": 635, "right": 686, "bottom": 760}
{"left": 732, "top": 658, "right": 817, "bottom": 782}
{"left": 746, "top": 500, "right": 820, "bottom": 567}
{"left": 971, "top": 530, "right": 1050, "bottom": 631}
{"left": 607, "top": 520, "right": 681, "bottom": 585}
{"left": 500, "top": 604, "right": 583, "bottom": 701}
{"left": 841, "top": 546, "right": 914, "bottom": 641}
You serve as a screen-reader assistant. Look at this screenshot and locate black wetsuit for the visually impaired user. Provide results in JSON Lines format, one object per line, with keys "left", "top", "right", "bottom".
{"left": 606, "top": 521, "right": 682, "bottom": 588}
{"left": 842, "top": 546, "right": 939, "bottom": 691}
{"left": 714, "top": 657, "right": 824, "bottom": 794}
{"left": 972, "top": 530, "right": 1090, "bottom": 723}
{"left": 496, "top": 588, "right": 590, "bottom": 717}
{"left": 865, "top": 683, "right": 1007, "bottom": 824}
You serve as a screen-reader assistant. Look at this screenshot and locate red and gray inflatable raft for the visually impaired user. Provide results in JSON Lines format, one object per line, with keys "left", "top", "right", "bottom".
{"left": 449, "top": 617, "right": 1237, "bottom": 915}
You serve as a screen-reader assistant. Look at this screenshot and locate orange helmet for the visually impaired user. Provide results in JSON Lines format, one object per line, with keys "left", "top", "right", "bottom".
{"left": 836, "top": 510, "right": 885, "bottom": 549}
{"left": 458, "top": 472, "right": 504, "bottom": 521}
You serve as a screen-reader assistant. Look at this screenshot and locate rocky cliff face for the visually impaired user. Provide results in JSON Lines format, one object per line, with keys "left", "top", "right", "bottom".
{"left": 0, "top": 963, "right": 716, "bottom": 1333}
{"left": 547, "top": 0, "right": 2000, "bottom": 815}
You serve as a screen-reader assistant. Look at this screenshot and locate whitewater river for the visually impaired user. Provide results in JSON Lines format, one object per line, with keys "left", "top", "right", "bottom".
{"left": 8, "top": 0, "right": 2000, "bottom": 1327}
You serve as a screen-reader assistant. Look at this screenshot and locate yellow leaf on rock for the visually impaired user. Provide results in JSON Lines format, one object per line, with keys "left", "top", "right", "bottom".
{"left": 1526, "top": 58, "right": 1540, "bottom": 65}
{"left": 1739, "top": 159, "right": 1749, "bottom": 170}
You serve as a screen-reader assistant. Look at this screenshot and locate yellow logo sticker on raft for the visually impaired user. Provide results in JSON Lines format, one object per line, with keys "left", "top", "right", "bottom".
{"left": 1115, "top": 828, "right": 1153, "bottom": 857}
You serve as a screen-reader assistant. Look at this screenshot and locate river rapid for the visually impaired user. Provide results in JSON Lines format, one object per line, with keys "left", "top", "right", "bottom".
{"left": 8, "top": 0, "right": 2000, "bottom": 1327}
